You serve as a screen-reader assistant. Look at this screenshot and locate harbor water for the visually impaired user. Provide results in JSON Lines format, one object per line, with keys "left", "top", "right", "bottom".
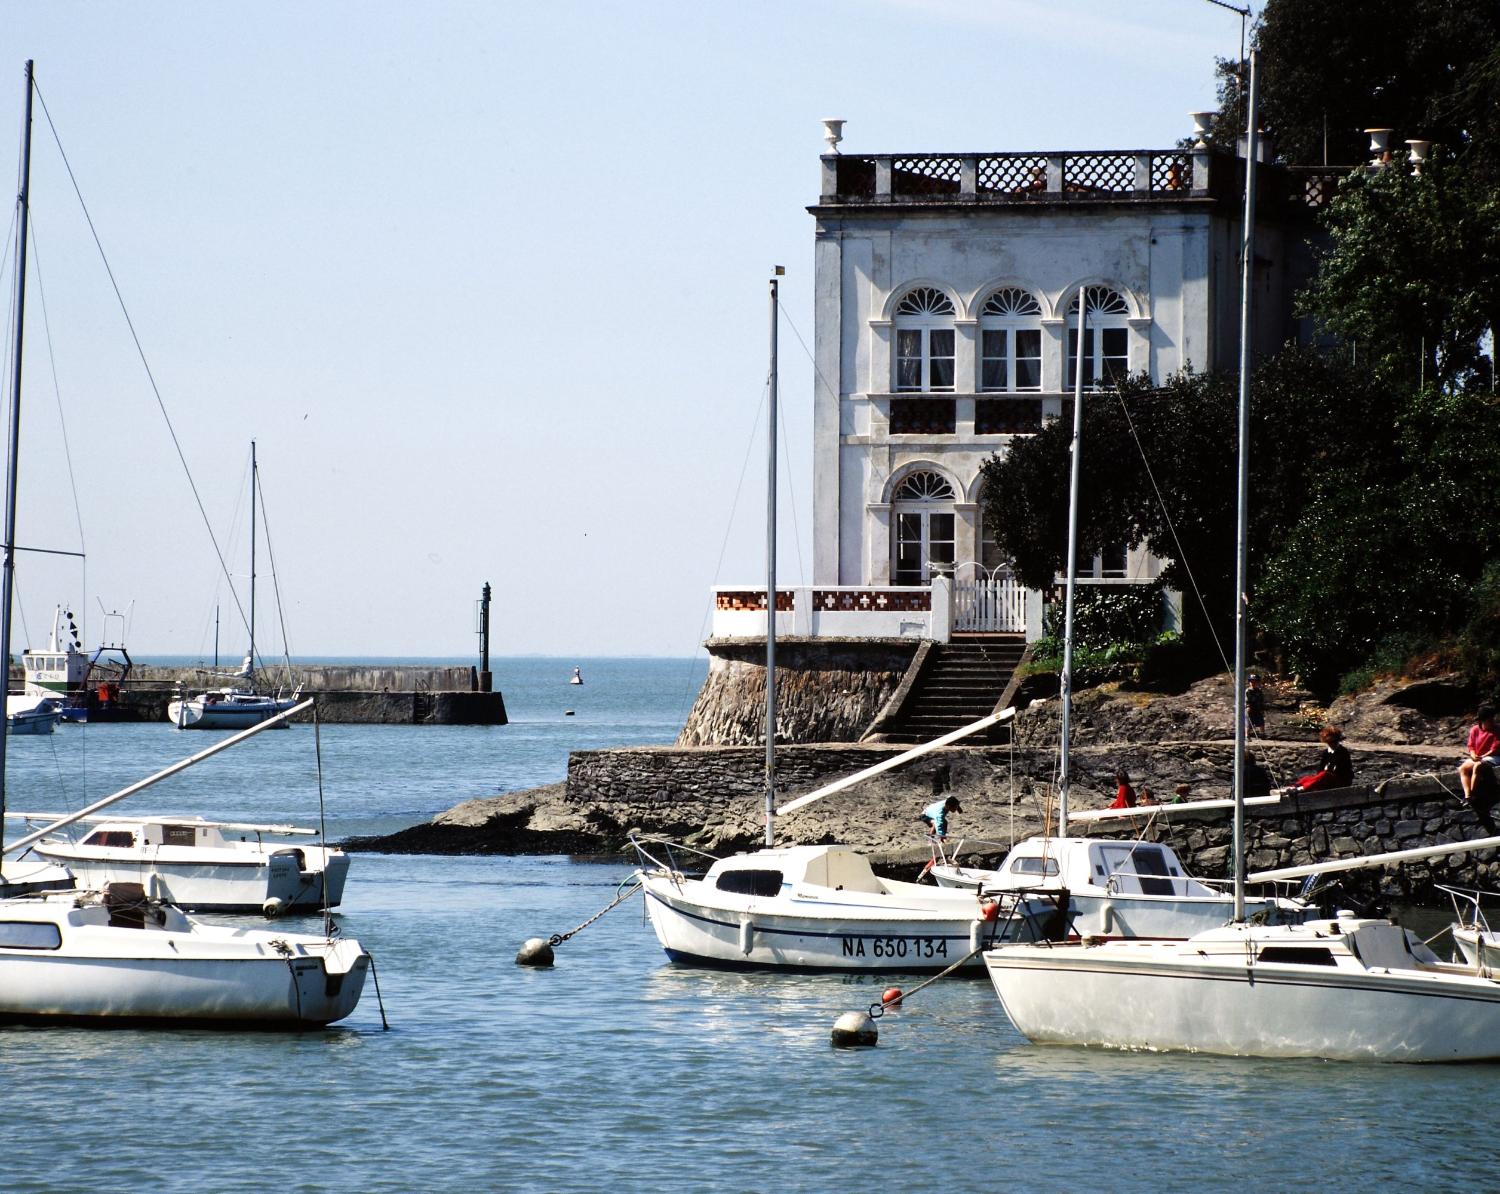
{"left": 4, "top": 657, "right": 1491, "bottom": 1192}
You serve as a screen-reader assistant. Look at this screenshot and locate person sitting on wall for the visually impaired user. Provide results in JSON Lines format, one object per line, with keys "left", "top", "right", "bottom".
{"left": 1458, "top": 705, "right": 1500, "bottom": 804}
{"left": 1108, "top": 768, "right": 1138, "bottom": 809}
{"left": 919, "top": 795, "right": 962, "bottom": 841}
{"left": 1294, "top": 725, "right": 1353, "bottom": 792}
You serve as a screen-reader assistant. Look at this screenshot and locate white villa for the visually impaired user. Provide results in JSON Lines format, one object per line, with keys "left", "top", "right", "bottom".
{"left": 713, "top": 126, "right": 1338, "bottom": 644}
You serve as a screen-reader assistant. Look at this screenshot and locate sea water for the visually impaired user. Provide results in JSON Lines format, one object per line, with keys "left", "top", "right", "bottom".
{"left": 2, "top": 657, "right": 1490, "bottom": 1192}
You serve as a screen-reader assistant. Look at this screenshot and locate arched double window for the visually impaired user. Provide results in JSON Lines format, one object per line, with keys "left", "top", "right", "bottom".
{"left": 978, "top": 288, "right": 1042, "bottom": 392}
{"left": 893, "top": 287, "right": 956, "bottom": 392}
{"left": 892, "top": 470, "right": 955, "bottom": 585}
{"left": 1065, "top": 287, "right": 1131, "bottom": 389}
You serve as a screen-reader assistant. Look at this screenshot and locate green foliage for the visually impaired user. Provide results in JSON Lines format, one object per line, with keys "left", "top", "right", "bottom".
{"left": 1200, "top": 3, "right": 1500, "bottom": 177}
{"left": 1457, "top": 562, "right": 1500, "bottom": 684}
{"left": 1303, "top": 157, "right": 1500, "bottom": 390}
{"left": 1040, "top": 582, "right": 1165, "bottom": 652}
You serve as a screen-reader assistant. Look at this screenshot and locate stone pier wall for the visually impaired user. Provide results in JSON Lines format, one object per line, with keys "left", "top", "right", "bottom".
{"left": 676, "top": 638, "right": 917, "bottom": 747}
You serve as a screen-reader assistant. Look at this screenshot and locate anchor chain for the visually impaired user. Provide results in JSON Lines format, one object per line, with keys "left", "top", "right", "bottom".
{"left": 549, "top": 879, "right": 643, "bottom": 947}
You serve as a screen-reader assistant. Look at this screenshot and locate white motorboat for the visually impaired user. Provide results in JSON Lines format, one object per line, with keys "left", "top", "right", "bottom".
{"left": 25, "top": 814, "right": 350, "bottom": 914}
{"left": 982, "top": 67, "right": 1500, "bottom": 1062}
{"left": 983, "top": 914, "right": 1500, "bottom": 1062}
{"left": 6, "top": 698, "right": 60, "bottom": 735}
{"left": 935, "top": 836, "right": 1300, "bottom": 938}
{"left": 635, "top": 840, "right": 1039, "bottom": 972}
{"left": 0, "top": 884, "right": 367, "bottom": 1025}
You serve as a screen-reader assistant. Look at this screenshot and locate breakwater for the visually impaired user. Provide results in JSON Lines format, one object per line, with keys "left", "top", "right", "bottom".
{"left": 62, "top": 663, "right": 507, "bottom": 725}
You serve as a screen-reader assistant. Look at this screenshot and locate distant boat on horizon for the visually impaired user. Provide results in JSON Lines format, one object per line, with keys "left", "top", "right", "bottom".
{"left": 570, "top": 667, "right": 583, "bottom": 685}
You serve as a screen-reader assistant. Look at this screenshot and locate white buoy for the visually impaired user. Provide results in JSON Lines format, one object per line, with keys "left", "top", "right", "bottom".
{"left": 831, "top": 1010, "right": 878, "bottom": 1047}
{"left": 516, "top": 937, "right": 556, "bottom": 967}
{"left": 262, "top": 897, "right": 285, "bottom": 919}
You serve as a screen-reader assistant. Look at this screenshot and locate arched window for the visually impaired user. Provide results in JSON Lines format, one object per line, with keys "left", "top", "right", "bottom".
{"left": 978, "top": 288, "right": 1042, "bottom": 392}
{"left": 1065, "top": 287, "right": 1131, "bottom": 389}
{"left": 893, "top": 287, "right": 956, "bottom": 392}
{"left": 892, "top": 470, "right": 955, "bottom": 585}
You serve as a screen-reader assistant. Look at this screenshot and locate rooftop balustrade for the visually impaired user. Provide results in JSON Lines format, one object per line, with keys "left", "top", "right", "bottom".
{"left": 817, "top": 150, "right": 1345, "bottom": 215}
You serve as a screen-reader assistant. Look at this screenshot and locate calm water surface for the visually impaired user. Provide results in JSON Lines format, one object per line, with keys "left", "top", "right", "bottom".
{"left": 3, "top": 658, "right": 1492, "bottom": 1192}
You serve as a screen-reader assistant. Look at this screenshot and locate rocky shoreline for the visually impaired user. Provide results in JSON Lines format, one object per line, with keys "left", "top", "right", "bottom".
{"left": 344, "top": 672, "right": 1493, "bottom": 894}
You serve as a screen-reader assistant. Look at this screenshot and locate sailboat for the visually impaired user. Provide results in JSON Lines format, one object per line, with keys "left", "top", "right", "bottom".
{"left": 0, "top": 61, "right": 367, "bottom": 1024}
{"left": 168, "top": 442, "right": 301, "bottom": 729}
{"left": 981, "top": 53, "right": 1500, "bottom": 1061}
{"left": 633, "top": 271, "right": 1040, "bottom": 971}
{"left": 924, "top": 285, "right": 1299, "bottom": 938}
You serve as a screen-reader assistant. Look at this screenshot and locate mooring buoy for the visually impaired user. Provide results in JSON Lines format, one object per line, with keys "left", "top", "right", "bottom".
{"left": 516, "top": 937, "right": 556, "bottom": 967}
{"left": 831, "top": 1010, "right": 878, "bottom": 1047}
{"left": 881, "top": 987, "right": 903, "bottom": 1009}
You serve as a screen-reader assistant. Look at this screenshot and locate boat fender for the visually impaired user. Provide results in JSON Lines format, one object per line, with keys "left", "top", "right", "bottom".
{"left": 978, "top": 897, "right": 1001, "bottom": 923}
{"left": 262, "top": 897, "right": 286, "bottom": 919}
{"left": 739, "top": 919, "right": 754, "bottom": 956}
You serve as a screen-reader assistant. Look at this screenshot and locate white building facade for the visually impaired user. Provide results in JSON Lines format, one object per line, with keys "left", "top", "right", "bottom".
{"left": 808, "top": 145, "right": 1330, "bottom": 623}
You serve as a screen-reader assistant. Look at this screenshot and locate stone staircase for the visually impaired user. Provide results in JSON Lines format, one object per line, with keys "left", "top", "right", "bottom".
{"left": 867, "top": 634, "right": 1028, "bottom": 745}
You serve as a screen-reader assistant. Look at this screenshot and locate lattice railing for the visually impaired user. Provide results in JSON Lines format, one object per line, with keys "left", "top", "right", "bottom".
{"left": 814, "top": 589, "right": 931, "bottom": 613}
{"left": 716, "top": 591, "right": 795, "bottom": 612}
{"left": 1062, "top": 153, "right": 1135, "bottom": 194}
{"left": 975, "top": 398, "right": 1042, "bottom": 435}
{"left": 978, "top": 154, "right": 1048, "bottom": 194}
{"left": 1150, "top": 152, "right": 1191, "bottom": 193}
{"left": 892, "top": 156, "right": 963, "bottom": 196}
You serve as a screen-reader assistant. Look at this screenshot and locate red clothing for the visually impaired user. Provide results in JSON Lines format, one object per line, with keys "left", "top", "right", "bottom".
{"left": 1108, "top": 783, "right": 1137, "bottom": 809}
{"left": 1468, "top": 723, "right": 1500, "bottom": 759}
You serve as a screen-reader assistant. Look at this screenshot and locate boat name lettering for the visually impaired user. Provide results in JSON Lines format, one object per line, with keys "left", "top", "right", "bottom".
{"left": 840, "top": 936, "right": 947, "bottom": 959}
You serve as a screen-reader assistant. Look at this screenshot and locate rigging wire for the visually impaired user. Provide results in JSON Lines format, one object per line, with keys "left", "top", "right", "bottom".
{"left": 31, "top": 81, "right": 254, "bottom": 648}
{"left": 26, "top": 216, "right": 86, "bottom": 559}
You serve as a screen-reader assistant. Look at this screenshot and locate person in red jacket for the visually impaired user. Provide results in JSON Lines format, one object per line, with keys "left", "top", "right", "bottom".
{"left": 1108, "top": 768, "right": 1137, "bottom": 809}
{"left": 1459, "top": 705, "right": 1500, "bottom": 803}
{"left": 1295, "top": 725, "right": 1353, "bottom": 792}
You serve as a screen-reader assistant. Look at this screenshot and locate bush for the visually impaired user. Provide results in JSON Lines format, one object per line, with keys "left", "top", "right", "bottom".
{"left": 1040, "top": 581, "right": 1167, "bottom": 652}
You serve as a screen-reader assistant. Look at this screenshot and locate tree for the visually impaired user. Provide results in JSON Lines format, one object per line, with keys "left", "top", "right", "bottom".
{"left": 980, "top": 351, "right": 1500, "bottom": 688}
{"left": 1200, "top": 1, "right": 1500, "bottom": 173}
{"left": 1303, "top": 155, "right": 1500, "bottom": 390}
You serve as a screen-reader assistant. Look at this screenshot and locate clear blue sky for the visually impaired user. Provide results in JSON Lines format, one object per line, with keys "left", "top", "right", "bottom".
{"left": 0, "top": 0, "right": 1256, "bottom": 659}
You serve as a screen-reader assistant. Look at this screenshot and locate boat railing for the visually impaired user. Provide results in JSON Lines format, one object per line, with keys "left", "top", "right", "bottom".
{"left": 1437, "top": 884, "right": 1500, "bottom": 933}
{"left": 628, "top": 834, "right": 717, "bottom": 880}
{"left": 980, "top": 884, "right": 1080, "bottom": 944}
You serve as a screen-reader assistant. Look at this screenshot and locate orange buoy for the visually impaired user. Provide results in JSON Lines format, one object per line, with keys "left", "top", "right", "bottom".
{"left": 979, "top": 898, "right": 1001, "bottom": 922}
{"left": 881, "top": 987, "right": 903, "bottom": 1009}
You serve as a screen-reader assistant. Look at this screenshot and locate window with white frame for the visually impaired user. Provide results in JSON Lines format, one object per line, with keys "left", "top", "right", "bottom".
{"left": 979, "top": 288, "right": 1042, "bottom": 392}
{"left": 891, "top": 470, "right": 956, "bottom": 585}
{"left": 1082, "top": 543, "right": 1130, "bottom": 579}
{"left": 894, "top": 287, "right": 956, "bottom": 392}
{"left": 1065, "top": 287, "right": 1131, "bottom": 389}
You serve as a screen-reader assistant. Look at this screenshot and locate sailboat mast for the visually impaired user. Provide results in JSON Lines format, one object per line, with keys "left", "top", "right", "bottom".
{"left": 249, "top": 440, "right": 257, "bottom": 679}
{"left": 764, "top": 269, "right": 781, "bottom": 848}
{"left": 1058, "top": 286, "right": 1089, "bottom": 837}
{"left": 0, "top": 60, "right": 36, "bottom": 832}
{"left": 1232, "top": 50, "right": 1260, "bottom": 923}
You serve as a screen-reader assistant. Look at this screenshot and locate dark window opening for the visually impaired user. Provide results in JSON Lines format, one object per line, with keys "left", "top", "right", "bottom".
{"left": 715, "top": 869, "right": 784, "bottom": 898}
{"left": 890, "top": 398, "right": 955, "bottom": 434}
{"left": 976, "top": 398, "right": 1042, "bottom": 435}
{"left": 1257, "top": 946, "right": 1337, "bottom": 966}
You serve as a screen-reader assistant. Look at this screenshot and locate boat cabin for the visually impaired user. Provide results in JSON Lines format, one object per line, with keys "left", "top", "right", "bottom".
{"left": 704, "top": 845, "right": 886, "bottom": 898}
{"left": 987, "top": 837, "right": 1219, "bottom": 898}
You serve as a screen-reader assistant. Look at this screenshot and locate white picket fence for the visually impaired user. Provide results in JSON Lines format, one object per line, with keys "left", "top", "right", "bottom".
{"left": 954, "top": 575, "right": 1027, "bottom": 632}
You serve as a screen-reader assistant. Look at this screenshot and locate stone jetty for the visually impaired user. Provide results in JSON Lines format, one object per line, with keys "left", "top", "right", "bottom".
{"left": 347, "top": 670, "right": 1500, "bottom": 902}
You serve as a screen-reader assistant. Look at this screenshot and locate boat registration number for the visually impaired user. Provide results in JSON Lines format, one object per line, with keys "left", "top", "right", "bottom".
{"left": 841, "top": 936, "right": 947, "bottom": 960}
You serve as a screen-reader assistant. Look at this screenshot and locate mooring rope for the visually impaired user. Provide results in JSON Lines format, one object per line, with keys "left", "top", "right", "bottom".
{"left": 867, "top": 945, "right": 985, "bottom": 1019}
{"left": 367, "top": 950, "right": 390, "bottom": 1030}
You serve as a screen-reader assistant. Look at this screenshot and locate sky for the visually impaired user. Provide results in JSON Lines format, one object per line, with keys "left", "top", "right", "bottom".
{"left": 0, "top": 0, "right": 1258, "bottom": 660}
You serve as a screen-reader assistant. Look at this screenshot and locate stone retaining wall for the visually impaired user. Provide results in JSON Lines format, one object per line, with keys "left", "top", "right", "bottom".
{"left": 676, "top": 638, "right": 917, "bottom": 747}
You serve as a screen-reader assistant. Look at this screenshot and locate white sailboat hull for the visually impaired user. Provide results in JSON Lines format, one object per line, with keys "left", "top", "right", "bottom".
{"left": 32, "top": 844, "right": 350, "bottom": 913}
{"left": 0, "top": 895, "right": 367, "bottom": 1025}
{"left": 639, "top": 871, "right": 1026, "bottom": 972}
{"left": 168, "top": 693, "right": 297, "bottom": 729}
{"left": 1451, "top": 925, "right": 1500, "bottom": 971}
{"left": 985, "top": 921, "right": 1500, "bottom": 1062}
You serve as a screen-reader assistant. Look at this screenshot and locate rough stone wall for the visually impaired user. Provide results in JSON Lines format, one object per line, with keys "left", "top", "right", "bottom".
{"left": 676, "top": 638, "right": 917, "bottom": 747}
